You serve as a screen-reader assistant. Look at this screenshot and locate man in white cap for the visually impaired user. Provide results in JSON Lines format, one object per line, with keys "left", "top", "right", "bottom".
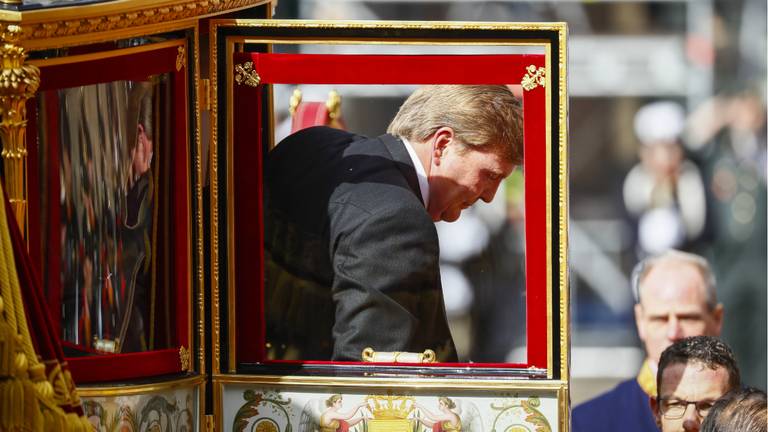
{"left": 622, "top": 101, "right": 706, "bottom": 255}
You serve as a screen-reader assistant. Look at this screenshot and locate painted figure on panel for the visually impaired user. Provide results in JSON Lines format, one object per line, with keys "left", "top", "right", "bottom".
{"left": 299, "top": 395, "right": 368, "bottom": 432}
{"left": 416, "top": 398, "right": 461, "bottom": 432}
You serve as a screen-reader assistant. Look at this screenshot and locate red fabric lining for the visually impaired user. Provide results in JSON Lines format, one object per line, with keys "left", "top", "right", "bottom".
{"left": 66, "top": 348, "right": 182, "bottom": 383}
{"left": 173, "top": 50, "right": 191, "bottom": 349}
{"left": 43, "top": 92, "right": 62, "bottom": 337}
{"left": 521, "top": 58, "right": 548, "bottom": 369}
{"left": 233, "top": 69, "right": 264, "bottom": 364}
{"left": 38, "top": 47, "right": 179, "bottom": 91}
{"left": 232, "top": 52, "right": 551, "bottom": 369}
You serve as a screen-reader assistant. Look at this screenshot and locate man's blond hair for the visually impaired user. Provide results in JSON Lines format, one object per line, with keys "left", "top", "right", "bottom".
{"left": 387, "top": 85, "right": 523, "bottom": 165}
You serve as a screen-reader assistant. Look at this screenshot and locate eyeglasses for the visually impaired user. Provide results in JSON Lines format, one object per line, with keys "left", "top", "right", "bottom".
{"left": 659, "top": 398, "right": 716, "bottom": 419}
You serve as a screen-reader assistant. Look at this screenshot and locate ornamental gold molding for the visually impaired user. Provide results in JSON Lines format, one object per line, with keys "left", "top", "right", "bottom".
{"left": 234, "top": 61, "right": 260, "bottom": 87}
{"left": 0, "top": 23, "right": 39, "bottom": 235}
{"left": 179, "top": 345, "right": 191, "bottom": 371}
{"left": 521, "top": 65, "right": 546, "bottom": 91}
{"left": 12, "top": 0, "right": 267, "bottom": 44}
{"left": 176, "top": 45, "right": 186, "bottom": 71}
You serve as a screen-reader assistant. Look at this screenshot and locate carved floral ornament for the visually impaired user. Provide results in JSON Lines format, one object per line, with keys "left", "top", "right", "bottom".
{"left": 179, "top": 345, "right": 191, "bottom": 371}
{"left": 176, "top": 46, "right": 186, "bottom": 71}
{"left": 521, "top": 64, "right": 546, "bottom": 91}
{"left": 234, "top": 61, "right": 260, "bottom": 87}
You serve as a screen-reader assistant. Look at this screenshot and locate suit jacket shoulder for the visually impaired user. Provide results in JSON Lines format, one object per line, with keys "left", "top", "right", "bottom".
{"left": 572, "top": 378, "right": 659, "bottom": 432}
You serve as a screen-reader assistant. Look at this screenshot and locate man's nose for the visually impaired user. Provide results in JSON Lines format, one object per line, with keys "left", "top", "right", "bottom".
{"left": 480, "top": 185, "right": 499, "bottom": 203}
{"left": 667, "top": 314, "right": 684, "bottom": 340}
{"left": 681, "top": 405, "right": 701, "bottom": 432}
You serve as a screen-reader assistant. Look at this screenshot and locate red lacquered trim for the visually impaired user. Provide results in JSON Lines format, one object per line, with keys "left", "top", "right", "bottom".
{"left": 43, "top": 91, "right": 63, "bottom": 339}
{"left": 38, "top": 46, "right": 179, "bottom": 91}
{"left": 173, "top": 51, "right": 191, "bottom": 348}
{"left": 232, "top": 66, "right": 264, "bottom": 364}
{"left": 521, "top": 57, "right": 548, "bottom": 370}
{"left": 246, "top": 53, "right": 543, "bottom": 85}
{"left": 67, "top": 347, "right": 183, "bottom": 383}
{"left": 231, "top": 52, "right": 551, "bottom": 369}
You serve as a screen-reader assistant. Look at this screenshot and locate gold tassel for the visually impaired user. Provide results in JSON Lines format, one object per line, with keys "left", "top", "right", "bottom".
{"left": 0, "top": 185, "right": 89, "bottom": 430}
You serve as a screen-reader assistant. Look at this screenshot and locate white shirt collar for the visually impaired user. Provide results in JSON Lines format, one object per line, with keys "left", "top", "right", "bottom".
{"left": 400, "top": 137, "right": 429, "bottom": 207}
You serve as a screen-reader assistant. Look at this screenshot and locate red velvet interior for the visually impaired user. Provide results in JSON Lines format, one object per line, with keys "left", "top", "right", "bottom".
{"left": 232, "top": 52, "right": 550, "bottom": 370}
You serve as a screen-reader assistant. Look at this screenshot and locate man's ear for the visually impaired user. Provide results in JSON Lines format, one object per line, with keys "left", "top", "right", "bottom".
{"left": 634, "top": 303, "right": 646, "bottom": 342}
{"left": 431, "top": 127, "right": 454, "bottom": 165}
{"left": 711, "top": 303, "right": 724, "bottom": 336}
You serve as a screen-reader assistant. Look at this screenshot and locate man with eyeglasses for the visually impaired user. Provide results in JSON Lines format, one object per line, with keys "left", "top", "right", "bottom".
{"left": 573, "top": 250, "right": 724, "bottom": 431}
{"left": 651, "top": 336, "right": 741, "bottom": 432}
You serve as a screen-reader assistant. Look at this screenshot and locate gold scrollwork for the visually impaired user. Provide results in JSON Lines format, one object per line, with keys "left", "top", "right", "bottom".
{"left": 179, "top": 346, "right": 191, "bottom": 372}
{"left": 176, "top": 46, "right": 186, "bottom": 71}
{"left": 22, "top": 0, "right": 265, "bottom": 43}
{"left": 234, "top": 61, "right": 260, "bottom": 87}
{"left": 521, "top": 65, "right": 546, "bottom": 91}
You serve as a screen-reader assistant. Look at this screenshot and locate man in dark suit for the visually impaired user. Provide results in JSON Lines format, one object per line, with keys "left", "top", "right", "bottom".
{"left": 572, "top": 250, "right": 724, "bottom": 431}
{"left": 265, "top": 85, "right": 523, "bottom": 362}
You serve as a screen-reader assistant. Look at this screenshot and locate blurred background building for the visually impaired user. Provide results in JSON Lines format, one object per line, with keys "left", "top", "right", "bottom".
{"left": 271, "top": 0, "right": 767, "bottom": 401}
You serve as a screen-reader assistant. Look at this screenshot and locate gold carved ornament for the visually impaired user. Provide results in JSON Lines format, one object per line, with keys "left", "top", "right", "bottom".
{"left": 176, "top": 46, "right": 186, "bottom": 72}
{"left": 521, "top": 65, "right": 546, "bottom": 91}
{"left": 179, "top": 345, "right": 191, "bottom": 371}
{"left": 234, "top": 61, "right": 260, "bottom": 87}
{"left": 0, "top": 24, "right": 40, "bottom": 237}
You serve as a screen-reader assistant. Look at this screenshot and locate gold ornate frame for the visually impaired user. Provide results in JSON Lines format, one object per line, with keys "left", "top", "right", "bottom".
{"left": 209, "top": 19, "right": 568, "bottom": 379}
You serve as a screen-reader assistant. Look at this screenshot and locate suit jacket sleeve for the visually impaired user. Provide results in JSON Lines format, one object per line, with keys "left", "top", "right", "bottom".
{"left": 328, "top": 191, "right": 451, "bottom": 361}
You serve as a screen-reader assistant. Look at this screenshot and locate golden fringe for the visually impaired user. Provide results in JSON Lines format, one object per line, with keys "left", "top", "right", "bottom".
{"left": 0, "top": 185, "right": 91, "bottom": 430}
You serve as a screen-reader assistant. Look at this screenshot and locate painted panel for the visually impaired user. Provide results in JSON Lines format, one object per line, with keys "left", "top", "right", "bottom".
{"left": 221, "top": 384, "right": 559, "bottom": 432}
{"left": 81, "top": 385, "right": 199, "bottom": 431}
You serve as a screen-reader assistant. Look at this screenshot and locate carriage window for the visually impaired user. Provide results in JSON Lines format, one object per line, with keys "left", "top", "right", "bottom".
{"left": 37, "top": 76, "right": 176, "bottom": 355}
{"left": 265, "top": 83, "right": 527, "bottom": 364}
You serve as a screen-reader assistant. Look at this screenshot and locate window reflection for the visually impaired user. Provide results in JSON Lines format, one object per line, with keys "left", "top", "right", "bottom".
{"left": 54, "top": 79, "right": 165, "bottom": 354}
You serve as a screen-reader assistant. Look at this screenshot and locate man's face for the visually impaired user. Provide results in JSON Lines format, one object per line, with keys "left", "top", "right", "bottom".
{"left": 426, "top": 131, "right": 514, "bottom": 222}
{"left": 635, "top": 261, "right": 723, "bottom": 365}
{"left": 652, "top": 361, "right": 732, "bottom": 432}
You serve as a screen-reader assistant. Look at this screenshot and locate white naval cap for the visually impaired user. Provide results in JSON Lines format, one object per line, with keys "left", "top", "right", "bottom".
{"left": 634, "top": 101, "right": 686, "bottom": 145}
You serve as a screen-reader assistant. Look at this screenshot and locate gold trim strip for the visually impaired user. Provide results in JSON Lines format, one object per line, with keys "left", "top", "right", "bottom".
{"left": 28, "top": 39, "right": 185, "bottom": 67}
{"left": 22, "top": 20, "right": 197, "bottom": 51}
{"left": 192, "top": 24, "right": 206, "bottom": 379}
{"left": 225, "top": 34, "right": 237, "bottom": 374}
{"left": 210, "top": 19, "right": 222, "bottom": 376}
{"left": 229, "top": 18, "right": 567, "bottom": 31}
{"left": 557, "top": 384, "right": 569, "bottom": 432}
{"left": 557, "top": 24, "right": 570, "bottom": 384}
{"left": 11, "top": 0, "right": 271, "bottom": 49}
{"left": 77, "top": 373, "right": 204, "bottom": 397}
{"left": 213, "top": 374, "right": 567, "bottom": 391}
{"left": 545, "top": 43, "right": 553, "bottom": 379}
{"left": 208, "top": 19, "right": 570, "bottom": 380}
{"left": 241, "top": 39, "right": 553, "bottom": 46}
